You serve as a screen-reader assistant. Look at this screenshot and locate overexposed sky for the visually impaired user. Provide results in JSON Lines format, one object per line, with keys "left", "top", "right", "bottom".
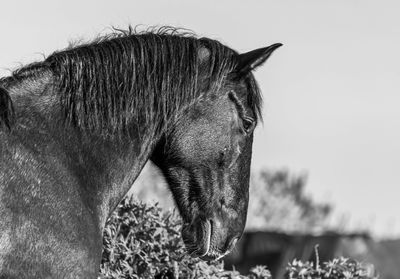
{"left": 1, "top": 0, "right": 399, "bottom": 237}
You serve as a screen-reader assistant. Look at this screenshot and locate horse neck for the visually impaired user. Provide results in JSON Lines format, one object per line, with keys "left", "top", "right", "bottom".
{"left": 4, "top": 72, "right": 161, "bottom": 227}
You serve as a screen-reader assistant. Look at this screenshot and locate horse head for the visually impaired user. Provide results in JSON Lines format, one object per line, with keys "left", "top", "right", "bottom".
{"left": 151, "top": 43, "right": 282, "bottom": 260}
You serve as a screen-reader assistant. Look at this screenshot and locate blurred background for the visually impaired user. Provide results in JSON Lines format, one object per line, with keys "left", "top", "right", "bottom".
{"left": 1, "top": 1, "right": 399, "bottom": 278}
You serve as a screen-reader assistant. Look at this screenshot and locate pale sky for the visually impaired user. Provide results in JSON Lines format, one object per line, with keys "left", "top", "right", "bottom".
{"left": 1, "top": 0, "right": 399, "bottom": 238}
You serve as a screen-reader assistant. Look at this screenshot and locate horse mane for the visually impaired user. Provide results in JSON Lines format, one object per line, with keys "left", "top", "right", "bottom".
{"left": 0, "top": 27, "right": 262, "bottom": 135}
{"left": 0, "top": 86, "right": 14, "bottom": 130}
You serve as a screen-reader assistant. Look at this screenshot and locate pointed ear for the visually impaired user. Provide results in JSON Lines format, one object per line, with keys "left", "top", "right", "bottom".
{"left": 235, "top": 43, "right": 283, "bottom": 78}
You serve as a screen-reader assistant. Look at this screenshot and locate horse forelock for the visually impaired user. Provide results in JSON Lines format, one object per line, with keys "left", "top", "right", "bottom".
{"left": 0, "top": 27, "right": 263, "bottom": 134}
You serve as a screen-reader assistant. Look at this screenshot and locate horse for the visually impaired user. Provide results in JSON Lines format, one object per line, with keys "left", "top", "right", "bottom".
{"left": 0, "top": 27, "right": 281, "bottom": 278}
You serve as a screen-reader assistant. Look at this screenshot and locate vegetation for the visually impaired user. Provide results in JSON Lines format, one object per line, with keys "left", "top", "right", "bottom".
{"left": 99, "top": 197, "right": 272, "bottom": 279}
{"left": 247, "top": 170, "right": 331, "bottom": 233}
{"left": 99, "top": 197, "right": 376, "bottom": 279}
{"left": 287, "top": 256, "right": 377, "bottom": 279}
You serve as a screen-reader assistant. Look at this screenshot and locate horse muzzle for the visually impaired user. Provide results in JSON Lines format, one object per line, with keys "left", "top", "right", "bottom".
{"left": 182, "top": 217, "right": 241, "bottom": 261}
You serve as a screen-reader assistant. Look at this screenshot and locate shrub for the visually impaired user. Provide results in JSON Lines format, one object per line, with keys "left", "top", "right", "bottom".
{"left": 99, "top": 197, "right": 271, "bottom": 279}
{"left": 287, "top": 257, "right": 378, "bottom": 279}
{"left": 99, "top": 197, "right": 376, "bottom": 279}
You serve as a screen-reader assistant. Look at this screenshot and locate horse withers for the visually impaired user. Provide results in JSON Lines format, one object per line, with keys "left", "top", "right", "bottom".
{"left": 0, "top": 28, "right": 281, "bottom": 278}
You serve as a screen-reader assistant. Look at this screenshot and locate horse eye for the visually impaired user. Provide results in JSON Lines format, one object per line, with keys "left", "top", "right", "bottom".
{"left": 242, "top": 118, "right": 254, "bottom": 133}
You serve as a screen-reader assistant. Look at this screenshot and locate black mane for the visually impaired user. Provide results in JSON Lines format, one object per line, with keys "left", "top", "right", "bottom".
{"left": 0, "top": 27, "right": 262, "bottom": 134}
{"left": 0, "top": 86, "right": 14, "bottom": 130}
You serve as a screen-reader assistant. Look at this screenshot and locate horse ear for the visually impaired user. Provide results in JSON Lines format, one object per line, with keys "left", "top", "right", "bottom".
{"left": 235, "top": 43, "right": 283, "bottom": 77}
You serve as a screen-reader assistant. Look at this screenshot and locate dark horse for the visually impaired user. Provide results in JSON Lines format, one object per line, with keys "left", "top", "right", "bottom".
{"left": 0, "top": 28, "right": 281, "bottom": 278}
